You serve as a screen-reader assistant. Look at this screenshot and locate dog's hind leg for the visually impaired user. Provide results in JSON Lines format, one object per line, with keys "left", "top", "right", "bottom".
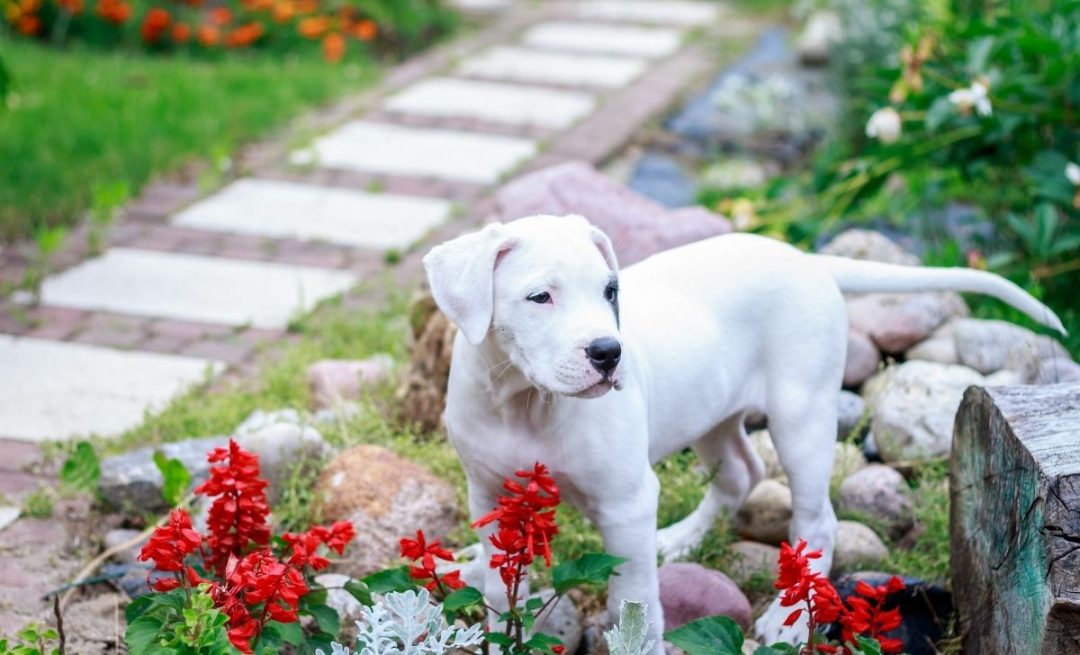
{"left": 656, "top": 412, "right": 765, "bottom": 563}
{"left": 755, "top": 380, "right": 841, "bottom": 645}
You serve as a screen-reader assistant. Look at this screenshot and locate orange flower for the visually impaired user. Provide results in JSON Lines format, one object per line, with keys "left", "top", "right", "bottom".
{"left": 224, "top": 21, "right": 263, "bottom": 47}
{"left": 197, "top": 23, "right": 220, "bottom": 46}
{"left": 172, "top": 21, "right": 191, "bottom": 42}
{"left": 140, "top": 7, "right": 171, "bottom": 43}
{"left": 20, "top": 0, "right": 42, "bottom": 13}
{"left": 241, "top": 0, "right": 271, "bottom": 11}
{"left": 208, "top": 6, "right": 231, "bottom": 25}
{"left": 295, "top": 0, "right": 316, "bottom": 13}
{"left": 297, "top": 15, "right": 328, "bottom": 39}
{"left": 352, "top": 17, "right": 376, "bottom": 41}
{"left": 96, "top": 0, "right": 132, "bottom": 24}
{"left": 271, "top": 0, "right": 293, "bottom": 22}
{"left": 322, "top": 31, "right": 345, "bottom": 63}
{"left": 57, "top": 0, "right": 83, "bottom": 14}
{"left": 16, "top": 13, "right": 40, "bottom": 34}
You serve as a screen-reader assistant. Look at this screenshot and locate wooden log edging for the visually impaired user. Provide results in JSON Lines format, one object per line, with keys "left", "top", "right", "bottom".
{"left": 950, "top": 383, "right": 1080, "bottom": 654}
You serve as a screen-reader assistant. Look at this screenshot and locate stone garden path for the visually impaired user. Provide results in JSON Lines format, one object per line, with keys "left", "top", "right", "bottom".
{"left": 0, "top": 0, "right": 739, "bottom": 447}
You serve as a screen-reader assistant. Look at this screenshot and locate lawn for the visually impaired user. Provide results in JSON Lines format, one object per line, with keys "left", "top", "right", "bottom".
{"left": 0, "top": 40, "right": 377, "bottom": 242}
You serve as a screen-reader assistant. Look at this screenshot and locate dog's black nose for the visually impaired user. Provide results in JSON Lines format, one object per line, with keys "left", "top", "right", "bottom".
{"left": 586, "top": 337, "right": 621, "bottom": 374}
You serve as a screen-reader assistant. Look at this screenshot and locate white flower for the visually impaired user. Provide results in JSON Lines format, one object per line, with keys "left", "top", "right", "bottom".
{"left": 1066, "top": 162, "right": 1080, "bottom": 186}
{"left": 948, "top": 81, "right": 992, "bottom": 117}
{"left": 865, "top": 107, "right": 902, "bottom": 143}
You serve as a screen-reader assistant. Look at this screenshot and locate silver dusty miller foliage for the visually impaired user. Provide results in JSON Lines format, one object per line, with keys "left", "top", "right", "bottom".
{"left": 317, "top": 588, "right": 484, "bottom": 655}
{"left": 605, "top": 600, "right": 655, "bottom": 655}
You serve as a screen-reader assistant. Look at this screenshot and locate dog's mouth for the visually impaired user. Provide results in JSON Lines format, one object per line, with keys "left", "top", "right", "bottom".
{"left": 568, "top": 374, "right": 621, "bottom": 399}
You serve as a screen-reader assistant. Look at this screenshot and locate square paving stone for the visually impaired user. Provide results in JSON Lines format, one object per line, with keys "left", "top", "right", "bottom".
{"left": 172, "top": 178, "right": 452, "bottom": 250}
{"left": 0, "top": 336, "right": 223, "bottom": 441}
{"left": 458, "top": 46, "right": 647, "bottom": 88}
{"left": 575, "top": 0, "right": 719, "bottom": 26}
{"left": 384, "top": 77, "right": 595, "bottom": 129}
{"left": 40, "top": 248, "right": 357, "bottom": 328}
{"left": 294, "top": 121, "right": 537, "bottom": 184}
{"left": 520, "top": 21, "right": 684, "bottom": 58}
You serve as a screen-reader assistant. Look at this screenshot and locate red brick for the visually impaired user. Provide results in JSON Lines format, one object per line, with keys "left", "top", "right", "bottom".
{"left": 0, "top": 441, "right": 42, "bottom": 472}
{"left": 71, "top": 326, "right": 146, "bottom": 349}
{"left": 0, "top": 471, "right": 41, "bottom": 497}
{"left": 137, "top": 334, "right": 194, "bottom": 354}
{"left": 147, "top": 318, "right": 232, "bottom": 340}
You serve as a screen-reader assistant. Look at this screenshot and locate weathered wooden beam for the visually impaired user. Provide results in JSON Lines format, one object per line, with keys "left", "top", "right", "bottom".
{"left": 950, "top": 383, "right": 1080, "bottom": 654}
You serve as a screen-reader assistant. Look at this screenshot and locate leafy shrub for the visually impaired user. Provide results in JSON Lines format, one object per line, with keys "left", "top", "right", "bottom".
{"left": 2, "top": 0, "right": 457, "bottom": 62}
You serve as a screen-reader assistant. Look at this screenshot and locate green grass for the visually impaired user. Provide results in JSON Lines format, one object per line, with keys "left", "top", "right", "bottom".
{"left": 0, "top": 40, "right": 377, "bottom": 242}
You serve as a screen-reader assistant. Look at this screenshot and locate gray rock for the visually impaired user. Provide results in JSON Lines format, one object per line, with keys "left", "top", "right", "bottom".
{"left": 495, "top": 162, "right": 731, "bottom": 267}
{"left": 832, "top": 442, "right": 867, "bottom": 490}
{"left": 535, "top": 589, "right": 583, "bottom": 655}
{"left": 735, "top": 480, "right": 791, "bottom": 545}
{"left": 905, "top": 322, "right": 959, "bottom": 365}
{"left": 862, "top": 432, "right": 880, "bottom": 460}
{"left": 104, "top": 528, "right": 146, "bottom": 565}
{"left": 950, "top": 318, "right": 1069, "bottom": 380}
{"left": 234, "top": 410, "right": 331, "bottom": 494}
{"left": 838, "top": 464, "right": 914, "bottom": 539}
{"left": 837, "top": 390, "right": 868, "bottom": 440}
{"left": 797, "top": 10, "right": 843, "bottom": 65}
{"left": 99, "top": 436, "right": 227, "bottom": 511}
{"left": 863, "top": 361, "right": 986, "bottom": 462}
{"left": 1035, "top": 356, "right": 1080, "bottom": 384}
{"left": 307, "top": 355, "right": 394, "bottom": 410}
{"left": 315, "top": 573, "right": 364, "bottom": 623}
{"left": 845, "top": 331, "right": 881, "bottom": 387}
{"left": 627, "top": 153, "right": 697, "bottom": 208}
{"left": 727, "top": 541, "right": 779, "bottom": 589}
{"left": 749, "top": 430, "right": 783, "bottom": 480}
{"left": 820, "top": 229, "right": 919, "bottom": 265}
{"left": 659, "top": 563, "right": 752, "bottom": 630}
{"left": 833, "top": 520, "right": 888, "bottom": 572}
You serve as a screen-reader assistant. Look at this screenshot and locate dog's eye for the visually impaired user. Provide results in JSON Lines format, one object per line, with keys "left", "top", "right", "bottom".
{"left": 605, "top": 285, "right": 618, "bottom": 303}
{"left": 527, "top": 292, "right": 551, "bottom": 304}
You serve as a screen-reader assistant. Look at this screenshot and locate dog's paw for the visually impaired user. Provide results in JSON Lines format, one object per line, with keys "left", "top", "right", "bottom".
{"left": 754, "top": 595, "right": 809, "bottom": 646}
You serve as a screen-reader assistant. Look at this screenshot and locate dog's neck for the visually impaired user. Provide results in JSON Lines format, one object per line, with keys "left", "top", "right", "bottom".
{"left": 460, "top": 335, "right": 550, "bottom": 410}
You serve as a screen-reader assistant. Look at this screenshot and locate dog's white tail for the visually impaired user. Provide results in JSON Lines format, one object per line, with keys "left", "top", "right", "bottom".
{"left": 818, "top": 255, "right": 1067, "bottom": 335}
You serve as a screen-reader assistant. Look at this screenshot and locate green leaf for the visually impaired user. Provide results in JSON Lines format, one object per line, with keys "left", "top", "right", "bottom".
{"left": 443, "top": 587, "right": 484, "bottom": 613}
{"left": 263, "top": 620, "right": 304, "bottom": 646}
{"left": 755, "top": 645, "right": 799, "bottom": 655}
{"left": 361, "top": 567, "right": 417, "bottom": 594}
{"left": 60, "top": 442, "right": 100, "bottom": 493}
{"left": 552, "top": 553, "right": 628, "bottom": 593}
{"left": 606, "top": 600, "right": 652, "bottom": 655}
{"left": 523, "top": 632, "right": 564, "bottom": 654}
{"left": 853, "top": 635, "right": 884, "bottom": 655}
{"left": 124, "top": 616, "right": 164, "bottom": 655}
{"left": 304, "top": 603, "right": 340, "bottom": 636}
{"left": 344, "top": 579, "right": 373, "bottom": 606}
{"left": 664, "top": 616, "right": 744, "bottom": 655}
{"left": 525, "top": 597, "right": 544, "bottom": 612}
{"left": 484, "top": 632, "right": 513, "bottom": 647}
{"left": 152, "top": 451, "right": 191, "bottom": 508}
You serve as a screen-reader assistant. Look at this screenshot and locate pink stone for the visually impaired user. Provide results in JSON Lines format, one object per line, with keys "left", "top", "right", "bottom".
{"left": 308, "top": 355, "right": 394, "bottom": 409}
{"left": 659, "top": 562, "right": 752, "bottom": 631}
{"left": 496, "top": 162, "right": 732, "bottom": 266}
{"left": 845, "top": 330, "right": 881, "bottom": 387}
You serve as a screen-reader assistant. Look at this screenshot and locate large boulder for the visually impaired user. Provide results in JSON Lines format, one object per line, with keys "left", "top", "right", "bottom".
{"left": 495, "top": 161, "right": 732, "bottom": 266}
{"left": 659, "top": 563, "right": 753, "bottom": 631}
{"left": 315, "top": 445, "right": 460, "bottom": 576}
{"left": 726, "top": 541, "right": 780, "bottom": 589}
{"left": 908, "top": 318, "right": 1071, "bottom": 383}
{"left": 833, "top": 520, "right": 889, "bottom": 572}
{"left": 99, "top": 436, "right": 227, "bottom": 511}
{"left": 844, "top": 331, "right": 881, "bottom": 388}
{"left": 233, "top": 409, "right": 332, "bottom": 494}
{"left": 862, "top": 360, "right": 986, "bottom": 462}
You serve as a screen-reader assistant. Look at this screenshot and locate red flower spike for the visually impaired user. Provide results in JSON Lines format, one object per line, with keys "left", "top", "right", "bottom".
{"left": 472, "top": 463, "right": 561, "bottom": 588}
{"left": 400, "top": 529, "right": 461, "bottom": 591}
{"left": 138, "top": 509, "right": 201, "bottom": 573}
{"left": 195, "top": 439, "right": 271, "bottom": 573}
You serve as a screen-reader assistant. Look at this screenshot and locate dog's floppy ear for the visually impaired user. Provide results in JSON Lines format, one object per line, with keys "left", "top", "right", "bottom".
{"left": 423, "top": 223, "right": 515, "bottom": 346}
{"left": 588, "top": 225, "right": 619, "bottom": 274}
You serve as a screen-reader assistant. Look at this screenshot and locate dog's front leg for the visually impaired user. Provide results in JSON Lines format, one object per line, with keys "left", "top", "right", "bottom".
{"left": 594, "top": 470, "right": 664, "bottom": 655}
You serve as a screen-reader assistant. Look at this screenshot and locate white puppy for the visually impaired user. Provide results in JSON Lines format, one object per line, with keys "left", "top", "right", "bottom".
{"left": 422, "top": 215, "right": 1062, "bottom": 650}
